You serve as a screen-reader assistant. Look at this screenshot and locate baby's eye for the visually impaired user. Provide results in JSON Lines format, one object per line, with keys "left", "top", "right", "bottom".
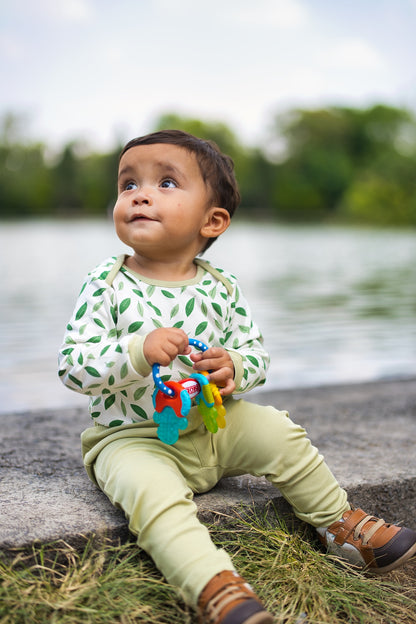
{"left": 160, "top": 179, "right": 176, "bottom": 189}
{"left": 125, "top": 181, "right": 137, "bottom": 191}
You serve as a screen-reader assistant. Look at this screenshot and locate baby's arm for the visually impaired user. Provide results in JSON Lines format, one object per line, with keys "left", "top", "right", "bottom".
{"left": 58, "top": 275, "right": 149, "bottom": 396}
{"left": 221, "top": 281, "right": 270, "bottom": 394}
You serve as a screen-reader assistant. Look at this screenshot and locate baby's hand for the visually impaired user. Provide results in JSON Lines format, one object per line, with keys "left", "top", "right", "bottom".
{"left": 190, "top": 347, "right": 236, "bottom": 396}
{"left": 144, "top": 328, "right": 191, "bottom": 367}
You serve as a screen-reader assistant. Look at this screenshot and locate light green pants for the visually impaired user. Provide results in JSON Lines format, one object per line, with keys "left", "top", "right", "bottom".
{"left": 83, "top": 398, "right": 349, "bottom": 606}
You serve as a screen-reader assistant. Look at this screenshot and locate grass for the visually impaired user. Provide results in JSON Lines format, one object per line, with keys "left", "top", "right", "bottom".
{"left": 1, "top": 507, "right": 415, "bottom": 624}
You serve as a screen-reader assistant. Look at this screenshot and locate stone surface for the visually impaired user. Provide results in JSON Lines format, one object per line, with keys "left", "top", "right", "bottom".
{"left": 1, "top": 377, "right": 415, "bottom": 552}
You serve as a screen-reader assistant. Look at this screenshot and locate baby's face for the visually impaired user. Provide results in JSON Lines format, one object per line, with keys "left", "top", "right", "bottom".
{"left": 114, "top": 143, "right": 213, "bottom": 262}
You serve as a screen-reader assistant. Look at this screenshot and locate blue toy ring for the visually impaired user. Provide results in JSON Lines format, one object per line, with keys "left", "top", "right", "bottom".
{"left": 152, "top": 338, "right": 208, "bottom": 397}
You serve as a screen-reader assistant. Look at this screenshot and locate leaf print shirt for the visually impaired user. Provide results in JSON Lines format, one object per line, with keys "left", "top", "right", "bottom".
{"left": 58, "top": 255, "right": 270, "bottom": 427}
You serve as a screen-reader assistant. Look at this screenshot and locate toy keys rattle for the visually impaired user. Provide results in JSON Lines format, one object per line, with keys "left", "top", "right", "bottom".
{"left": 152, "top": 338, "right": 226, "bottom": 445}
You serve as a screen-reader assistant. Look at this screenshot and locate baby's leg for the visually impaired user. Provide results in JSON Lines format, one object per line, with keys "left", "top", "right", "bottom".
{"left": 93, "top": 436, "right": 234, "bottom": 606}
{"left": 213, "top": 399, "right": 416, "bottom": 573}
{"left": 214, "top": 399, "right": 349, "bottom": 527}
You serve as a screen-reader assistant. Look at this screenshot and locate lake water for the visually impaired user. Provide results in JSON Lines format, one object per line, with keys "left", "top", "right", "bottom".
{"left": 0, "top": 219, "right": 415, "bottom": 414}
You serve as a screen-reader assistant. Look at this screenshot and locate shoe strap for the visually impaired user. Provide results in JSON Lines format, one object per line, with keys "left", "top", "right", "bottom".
{"left": 204, "top": 587, "right": 255, "bottom": 624}
{"left": 353, "top": 515, "right": 385, "bottom": 545}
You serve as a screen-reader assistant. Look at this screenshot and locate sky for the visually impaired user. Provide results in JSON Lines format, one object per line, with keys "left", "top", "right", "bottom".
{"left": 1, "top": 0, "right": 416, "bottom": 151}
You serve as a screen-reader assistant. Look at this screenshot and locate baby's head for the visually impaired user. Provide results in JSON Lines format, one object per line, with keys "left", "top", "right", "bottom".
{"left": 120, "top": 130, "right": 240, "bottom": 251}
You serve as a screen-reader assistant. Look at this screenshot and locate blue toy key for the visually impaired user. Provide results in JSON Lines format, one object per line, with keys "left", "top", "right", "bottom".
{"left": 152, "top": 338, "right": 226, "bottom": 444}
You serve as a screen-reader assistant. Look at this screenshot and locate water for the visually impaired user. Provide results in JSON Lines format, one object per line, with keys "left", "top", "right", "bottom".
{"left": 0, "top": 219, "right": 415, "bottom": 414}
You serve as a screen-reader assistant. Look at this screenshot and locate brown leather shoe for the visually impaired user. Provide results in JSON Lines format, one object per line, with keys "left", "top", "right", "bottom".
{"left": 197, "top": 570, "right": 273, "bottom": 624}
{"left": 319, "top": 508, "right": 416, "bottom": 573}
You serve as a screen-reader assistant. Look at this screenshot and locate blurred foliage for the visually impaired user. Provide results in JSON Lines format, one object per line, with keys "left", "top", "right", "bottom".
{"left": 1, "top": 105, "right": 415, "bottom": 225}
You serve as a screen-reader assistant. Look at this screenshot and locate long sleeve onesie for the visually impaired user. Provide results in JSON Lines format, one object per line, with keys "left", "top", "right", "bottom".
{"left": 58, "top": 255, "right": 269, "bottom": 427}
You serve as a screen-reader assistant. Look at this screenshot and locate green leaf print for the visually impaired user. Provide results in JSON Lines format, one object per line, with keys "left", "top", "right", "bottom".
{"left": 109, "top": 375, "right": 115, "bottom": 386}
{"left": 196, "top": 288, "right": 207, "bottom": 297}
{"left": 195, "top": 321, "right": 208, "bottom": 336}
{"left": 93, "top": 317, "right": 106, "bottom": 329}
{"left": 128, "top": 321, "right": 143, "bottom": 333}
{"left": 148, "top": 301, "right": 162, "bottom": 316}
{"left": 211, "top": 303, "right": 222, "bottom": 317}
{"left": 134, "top": 386, "right": 147, "bottom": 401}
{"left": 61, "top": 347, "right": 74, "bottom": 356}
{"left": 109, "top": 420, "right": 124, "bottom": 428}
{"left": 224, "top": 331, "right": 233, "bottom": 343}
{"left": 152, "top": 318, "right": 163, "bottom": 329}
{"left": 93, "top": 288, "right": 106, "bottom": 297}
{"left": 236, "top": 307, "right": 247, "bottom": 316}
{"left": 68, "top": 374, "right": 83, "bottom": 389}
{"left": 79, "top": 324, "right": 87, "bottom": 335}
{"left": 239, "top": 325, "right": 250, "bottom": 334}
{"left": 131, "top": 404, "right": 148, "bottom": 419}
{"left": 66, "top": 323, "right": 73, "bottom": 331}
{"left": 91, "top": 412, "right": 100, "bottom": 419}
{"left": 133, "top": 289, "right": 143, "bottom": 298}
{"left": 147, "top": 284, "right": 156, "bottom": 297}
{"left": 201, "top": 301, "right": 208, "bottom": 316}
{"left": 247, "top": 355, "right": 259, "bottom": 367}
{"left": 170, "top": 304, "right": 179, "bottom": 319}
{"left": 120, "top": 362, "right": 128, "bottom": 379}
{"left": 161, "top": 290, "right": 175, "bottom": 298}
{"left": 178, "top": 355, "right": 193, "bottom": 367}
{"left": 119, "top": 298, "right": 131, "bottom": 314}
{"left": 86, "top": 336, "right": 102, "bottom": 343}
{"left": 173, "top": 321, "right": 184, "bottom": 329}
{"left": 115, "top": 344, "right": 123, "bottom": 353}
{"left": 85, "top": 366, "right": 101, "bottom": 377}
{"left": 75, "top": 302, "right": 88, "bottom": 321}
{"left": 77, "top": 353, "right": 83, "bottom": 365}
{"left": 110, "top": 306, "right": 118, "bottom": 324}
{"left": 100, "top": 345, "right": 111, "bottom": 356}
{"left": 105, "top": 394, "right": 116, "bottom": 409}
{"left": 121, "top": 401, "right": 127, "bottom": 416}
{"left": 93, "top": 300, "right": 104, "bottom": 312}
{"left": 185, "top": 298, "right": 195, "bottom": 317}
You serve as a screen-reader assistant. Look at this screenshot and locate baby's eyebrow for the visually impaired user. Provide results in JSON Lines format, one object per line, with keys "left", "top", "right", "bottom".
{"left": 118, "top": 165, "right": 135, "bottom": 180}
{"left": 153, "top": 161, "right": 183, "bottom": 179}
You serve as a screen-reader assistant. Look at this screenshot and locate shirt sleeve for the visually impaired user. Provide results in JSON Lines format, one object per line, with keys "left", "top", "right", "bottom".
{"left": 58, "top": 274, "right": 151, "bottom": 397}
{"left": 223, "top": 281, "right": 270, "bottom": 393}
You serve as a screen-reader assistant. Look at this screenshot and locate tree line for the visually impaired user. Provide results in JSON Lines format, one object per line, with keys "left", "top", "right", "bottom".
{"left": 1, "top": 105, "right": 415, "bottom": 225}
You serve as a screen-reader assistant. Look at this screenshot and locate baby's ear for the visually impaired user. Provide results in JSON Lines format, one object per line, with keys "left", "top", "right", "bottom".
{"left": 200, "top": 207, "right": 230, "bottom": 239}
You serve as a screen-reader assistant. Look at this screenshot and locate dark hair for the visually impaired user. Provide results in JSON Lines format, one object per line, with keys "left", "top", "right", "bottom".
{"left": 120, "top": 130, "right": 240, "bottom": 251}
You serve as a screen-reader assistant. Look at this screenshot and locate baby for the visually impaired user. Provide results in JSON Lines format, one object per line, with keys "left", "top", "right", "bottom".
{"left": 59, "top": 130, "right": 416, "bottom": 624}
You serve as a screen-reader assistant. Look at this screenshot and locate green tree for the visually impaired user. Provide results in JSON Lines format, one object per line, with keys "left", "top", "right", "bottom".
{"left": 0, "top": 113, "right": 53, "bottom": 217}
{"left": 271, "top": 105, "right": 416, "bottom": 224}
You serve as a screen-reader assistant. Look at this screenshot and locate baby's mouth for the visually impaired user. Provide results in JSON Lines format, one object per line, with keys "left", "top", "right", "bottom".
{"left": 130, "top": 214, "right": 155, "bottom": 222}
